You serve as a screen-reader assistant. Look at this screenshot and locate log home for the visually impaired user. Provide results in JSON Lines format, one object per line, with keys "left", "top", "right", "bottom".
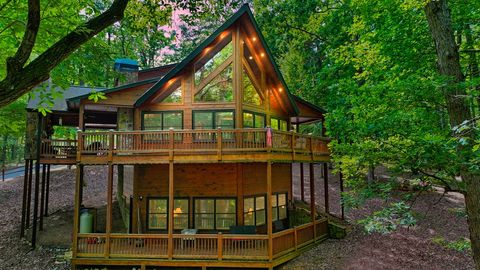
{"left": 22, "top": 5, "right": 337, "bottom": 270}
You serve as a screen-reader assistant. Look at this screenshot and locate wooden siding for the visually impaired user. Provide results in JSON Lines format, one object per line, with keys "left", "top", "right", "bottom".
{"left": 83, "top": 84, "right": 153, "bottom": 107}
{"left": 132, "top": 163, "right": 292, "bottom": 233}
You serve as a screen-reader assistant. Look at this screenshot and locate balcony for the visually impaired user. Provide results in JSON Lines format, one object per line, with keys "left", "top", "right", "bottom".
{"left": 76, "top": 128, "right": 331, "bottom": 164}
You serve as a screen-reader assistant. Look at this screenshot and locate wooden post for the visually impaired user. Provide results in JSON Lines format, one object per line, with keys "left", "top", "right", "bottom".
{"left": 218, "top": 232, "right": 223, "bottom": 260}
{"left": 32, "top": 113, "right": 42, "bottom": 247}
{"left": 233, "top": 25, "right": 243, "bottom": 129}
{"left": 217, "top": 127, "right": 222, "bottom": 161}
{"left": 266, "top": 161, "right": 273, "bottom": 262}
{"left": 323, "top": 162, "right": 329, "bottom": 214}
{"left": 39, "top": 164, "right": 46, "bottom": 231}
{"left": 26, "top": 159, "right": 33, "bottom": 229}
{"left": 169, "top": 128, "right": 174, "bottom": 161}
{"left": 339, "top": 170, "right": 345, "bottom": 220}
{"left": 79, "top": 103, "right": 85, "bottom": 131}
{"left": 105, "top": 163, "right": 114, "bottom": 258}
{"left": 108, "top": 130, "right": 114, "bottom": 162}
{"left": 167, "top": 160, "right": 174, "bottom": 259}
{"left": 294, "top": 227, "right": 298, "bottom": 251}
{"left": 300, "top": 163, "right": 304, "bottom": 202}
{"left": 20, "top": 159, "right": 29, "bottom": 238}
{"left": 310, "top": 163, "right": 316, "bottom": 240}
{"left": 44, "top": 164, "right": 50, "bottom": 217}
{"left": 72, "top": 164, "right": 83, "bottom": 258}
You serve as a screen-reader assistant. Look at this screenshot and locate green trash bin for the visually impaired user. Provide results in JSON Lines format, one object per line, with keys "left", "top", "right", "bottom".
{"left": 79, "top": 208, "right": 94, "bottom": 233}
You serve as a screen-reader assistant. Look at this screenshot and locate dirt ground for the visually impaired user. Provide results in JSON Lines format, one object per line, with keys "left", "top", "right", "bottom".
{"left": 0, "top": 164, "right": 475, "bottom": 270}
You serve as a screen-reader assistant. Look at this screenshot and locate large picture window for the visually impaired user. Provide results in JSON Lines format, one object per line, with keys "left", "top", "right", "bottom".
{"left": 272, "top": 193, "right": 288, "bottom": 221}
{"left": 243, "top": 111, "right": 265, "bottom": 129}
{"left": 194, "top": 198, "right": 236, "bottom": 230}
{"left": 193, "top": 110, "right": 235, "bottom": 141}
{"left": 142, "top": 111, "right": 183, "bottom": 131}
{"left": 243, "top": 66, "right": 262, "bottom": 106}
{"left": 147, "top": 198, "right": 189, "bottom": 230}
{"left": 244, "top": 195, "right": 266, "bottom": 226}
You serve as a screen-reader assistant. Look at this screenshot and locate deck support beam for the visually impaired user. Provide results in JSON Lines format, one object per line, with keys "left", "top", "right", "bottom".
{"left": 168, "top": 160, "right": 174, "bottom": 259}
{"left": 45, "top": 164, "right": 50, "bottom": 217}
{"left": 20, "top": 159, "right": 30, "bottom": 238}
{"left": 26, "top": 159, "right": 33, "bottom": 230}
{"left": 39, "top": 163, "right": 46, "bottom": 231}
{"left": 105, "top": 163, "right": 114, "bottom": 258}
{"left": 267, "top": 161, "right": 273, "bottom": 262}
{"left": 72, "top": 164, "right": 83, "bottom": 258}
{"left": 323, "top": 162, "right": 329, "bottom": 214}
{"left": 310, "top": 163, "right": 316, "bottom": 239}
{"left": 31, "top": 113, "right": 42, "bottom": 247}
{"left": 300, "top": 163, "right": 304, "bottom": 202}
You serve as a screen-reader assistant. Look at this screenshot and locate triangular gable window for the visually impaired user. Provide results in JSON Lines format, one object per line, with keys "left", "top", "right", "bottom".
{"left": 243, "top": 66, "right": 262, "bottom": 106}
{"left": 194, "top": 32, "right": 234, "bottom": 103}
{"left": 195, "top": 64, "right": 234, "bottom": 102}
{"left": 161, "top": 80, "right": 182, "bottom": 103}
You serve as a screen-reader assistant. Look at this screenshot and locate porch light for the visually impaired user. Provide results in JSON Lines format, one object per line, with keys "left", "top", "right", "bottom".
{"left": 252, "top": 37, "right": 257, "bottom": 41}
{"left": 219, "top": 31, "right": 229, "bottom": 39}
{"left": 249, "top": 56, "right": 253, "bottom": 60}
{"left": 260, "top": 53, "right": 265, "bottom": 57}
{"left": 278, "top": 87, "right": 283, "bottom": 92}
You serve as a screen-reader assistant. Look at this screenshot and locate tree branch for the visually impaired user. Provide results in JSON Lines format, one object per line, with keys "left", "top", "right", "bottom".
{"left": 6, "top": 0, "right": 40, "bottom": 76}
{"left": 0, "top": 0, "right": 14, "bottom": 13}
{"left": 0, "top": 0, "right": 130, "bottom": 107}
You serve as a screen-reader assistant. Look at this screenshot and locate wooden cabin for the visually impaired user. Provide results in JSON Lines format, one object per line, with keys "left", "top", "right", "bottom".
{"left": 21, "top": 5, "right": 335, "bottom": 270}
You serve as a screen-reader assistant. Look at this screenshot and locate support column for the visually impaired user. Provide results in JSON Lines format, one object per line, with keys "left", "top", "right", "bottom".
{"left": 39, "top": 164, "right": 46, "bottom": 231}
{"left": 44, "top": 164, "right": 50, "bottom": 217}
{"left": 310, "top": 163, "right": 316, "bottom": 239}
{"left": 26, "top": 159, "right": 33, "bottom": 229}
{"left": 105, "top": 163, "right": 114, "bottom": 258}
{"left": 167, "top": 161, "right": 174, "bottom": 259}
{"left": 72, "top": 164, "right": 83, "bottom": 258}
{"left": 31, "top": 113, "right": 42, "bottom": 247}
{"left": 323, "top": 162, "right": 329, "bottom": 214}
{"left": 20, "top": 159, "right": 29, "bottom": 238}
{"left": 266, "top": 161, "right": 273, "bottom": 262}
{"left": 300, "top": 163, "right": 305, "bottom": 202}
{"left": 339, "top": 170, "right": 345, "bottom": 220}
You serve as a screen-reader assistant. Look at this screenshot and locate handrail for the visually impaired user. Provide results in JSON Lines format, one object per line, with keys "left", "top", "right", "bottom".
{"left": 76, "top": 128, "right": 330, "bottom": 161}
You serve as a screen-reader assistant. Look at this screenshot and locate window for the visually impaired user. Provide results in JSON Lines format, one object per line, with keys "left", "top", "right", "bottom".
{"left": 142, "top": 111, "right": 183, "bottom": 131}
{"left": 161, "top": 81, "right": 182, "bottom": 103}
{"left": 194, "top": 198, "right": 236, "bottom": 230}
{"left": 193, "top": 111, "right": 235, "bottom": 141}
{"left": 243, "top": 42, "right": 261, "bottom": 83}
{"left": 271, "top": 117, "right": 288, "bottom": 131}
{"left": 244, "top": 195, "right": 266, "bottom": 226}
{"left": 194, "top": 33, "right": 234, "bottom": 103}
{"left": 243, "top": 111, "right": 265, "bottom": 128}
{"left": 147, "top": 198, "right": 189, "bottom": 230}
{"left": 272, "top": 193, "right": 288, "bottom": 221}
{"left": 243, "top": 66, "right": 262, "bottom": 106}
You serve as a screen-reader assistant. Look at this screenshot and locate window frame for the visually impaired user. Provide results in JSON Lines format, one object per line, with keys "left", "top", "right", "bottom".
{"left": 243, "top": 194, "right": 266, "bottom": 226}
{"left": 146, "top": 197, "right": 190, "bottom": 231}
{"left": 270, "top": 116, "right": 288, "bottom": 131}
{"left": 271, "top": 192, "right": 289, "bottom": 222}
{"left": 193, "top": 197, "right": 237, "bottom": 231}
{"left": 242, "top": 61, "right": 264, "bottom": 107}
{"left": 243, "top": 110, "right": 266, "bottom": 129}
{"left": 141, "top": 110, "right": 184, "bottom": 131}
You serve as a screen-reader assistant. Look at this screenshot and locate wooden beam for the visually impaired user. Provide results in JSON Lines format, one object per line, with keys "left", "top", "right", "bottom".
{"left": 168, "top": 160, "right": 174, "bottom": 259}
{"left": 31, "top": 113, "right": 42, "bottom": 247}
{"left": 234, "top": 25, "right": 243, "bottom": 129}
{"left": 79, "top": 103, "right": 85, "bottom": 131}
{"left": 72, "top": 164, "right": 83, "bottom": 258}
{"left": 26, "top": 159, "right": 33, "bottom": 229}
{"left": 44, "top": 164, "right": 50, "bottom": 216}
{"left": 266, "top": 161, "right": 273, "bottom": 262}
{"left": 310, "top": 163, "right": 316, "bottom": 240}
{"left": 20, "top": 159, "right": 29, "bottom": 238}
{"left": 300, "top": 163, "right": 304, "bottom": 202}
{"left": 323, "top": 163, "right": 329, "bottom": 214}
{"left": 105, "top": 163, "right": 114, "bottom": 258}
{"left": 39, "top": 163, "right": 46, "bottom": 231}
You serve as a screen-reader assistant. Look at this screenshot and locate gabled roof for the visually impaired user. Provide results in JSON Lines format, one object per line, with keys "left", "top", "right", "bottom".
{"left": 291, "top": 95, "right": 326, "bottom": 125}
{"left": 134, "top": 4, "right": 299, "bottom": 114}
{"left": 27, "top": 85, "right": 105, "bottom": 112}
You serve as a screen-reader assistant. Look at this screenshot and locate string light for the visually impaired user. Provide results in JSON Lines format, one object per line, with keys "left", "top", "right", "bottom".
{"left": 249, "top": 56, "right": 253, "bottom": 60}
{"left": 252, "top": 37, "right": 257, "bottom": 41}
{"left": 278, "top": 87, "right": 283, "bottom": 92}
{"left": 260, "top": 53, "right": 265, "bottom": 57}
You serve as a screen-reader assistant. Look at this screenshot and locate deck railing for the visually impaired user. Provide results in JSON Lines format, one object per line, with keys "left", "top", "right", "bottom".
{"left": 77, "top": 128, "right": 330, "bottom": 159}
{"left": 40, "top": 139, "right": 77, "bottom": 159}
{"left": 75, "top": 219, "right": 328, "bottom": 261}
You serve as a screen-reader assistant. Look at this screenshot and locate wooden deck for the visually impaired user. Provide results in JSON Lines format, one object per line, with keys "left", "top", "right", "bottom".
{"left": 72, "top": 219, "right": 328, "bottom": 269}
{"left": 49, "top": 128, "right": 329, "bottom": 165}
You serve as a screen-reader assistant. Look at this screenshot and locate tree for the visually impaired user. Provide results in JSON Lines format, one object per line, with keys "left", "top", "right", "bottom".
{"left": 0, "top": 0, "right": 131, "bottom": 107}
{"left": 424, "top": 0, "right": 480, "bottom": 268}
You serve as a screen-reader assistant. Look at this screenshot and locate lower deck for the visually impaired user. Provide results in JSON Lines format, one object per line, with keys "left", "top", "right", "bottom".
{"left": 73, "top": 219, "right": 328, "bottom": 269}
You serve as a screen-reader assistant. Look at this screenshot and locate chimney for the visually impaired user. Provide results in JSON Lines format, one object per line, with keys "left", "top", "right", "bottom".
{"left": 114, "top": 58, "right": 139, "bottom": 86}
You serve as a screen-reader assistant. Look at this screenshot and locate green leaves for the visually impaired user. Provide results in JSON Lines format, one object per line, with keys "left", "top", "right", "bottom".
{"left": 88, "top": 90, "right": 107, "bottom": 102}
{"left": 359, "top": 201, "right": 416, "bottom": 234}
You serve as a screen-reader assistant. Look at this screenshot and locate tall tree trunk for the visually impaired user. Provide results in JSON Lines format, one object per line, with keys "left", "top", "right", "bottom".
{"left": 425, "top": 1, "right": 480, "bottom": 269}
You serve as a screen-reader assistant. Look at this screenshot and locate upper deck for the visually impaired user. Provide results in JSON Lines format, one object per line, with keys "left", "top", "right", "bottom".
{"left": 40, "top": 128, "right": 330, "bottom": 165}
